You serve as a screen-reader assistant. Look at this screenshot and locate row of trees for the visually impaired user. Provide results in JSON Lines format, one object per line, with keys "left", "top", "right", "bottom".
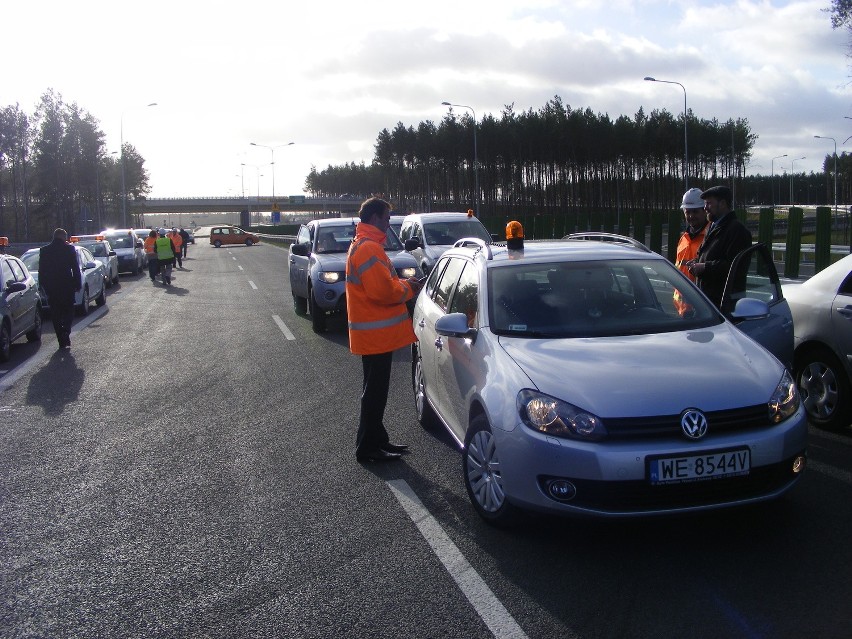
{"left": 0, "top": 90, "right": 151, "bottom": 241}
{"left": 305, "top": 96, "right": 845, "bottom": 218}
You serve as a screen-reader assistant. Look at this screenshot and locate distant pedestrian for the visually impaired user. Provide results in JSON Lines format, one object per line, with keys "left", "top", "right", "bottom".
{"left": 179, "top": 227, "right": 190, "bottom": 259}
{"left": 144, "top": 230, "right": 159, "bottom": 282}
{"left": 154, "top": 228, "right": 177, "bottom": 286}
{"left": 39, "top": 228, "right": 81, "bottom": 349}
{"left": 169, "top": 228, "right": 183, "bottom": 269}
{"left": 687, "top": 185, "right": 752, "bottom": 311}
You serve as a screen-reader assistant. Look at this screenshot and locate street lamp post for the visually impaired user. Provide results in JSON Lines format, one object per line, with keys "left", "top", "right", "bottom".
{"left": 790, "top": 157, "right": 805, "bottom": 205}
{"left": 250, "top": 141, "right": 294, "bottom": 205}
{"left": 120, "top": 102, "right": 157, "bottom": 228}
{"left": 771, "top": 154, "right": 787, "bottom": 207}
{"left": 441, "top": 101, "right": 479, "bottom": 216}
{"left": 645, "top": 77, "right": 688, "bottom": 191}
{"left": 814, "top": 135, "right": 837, "bottom": 213}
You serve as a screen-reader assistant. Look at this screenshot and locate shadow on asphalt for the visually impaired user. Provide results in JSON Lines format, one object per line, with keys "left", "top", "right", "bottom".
{"left": 25, "top": 349, "right": 84, "bottom": 415}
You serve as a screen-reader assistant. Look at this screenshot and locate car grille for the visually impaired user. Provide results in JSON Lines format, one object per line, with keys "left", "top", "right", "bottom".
{"left": 603, "top": 405, "right": 769, "bottom": 440}
{"left": 538, "top": 455, "right": 802, "bottom": 513}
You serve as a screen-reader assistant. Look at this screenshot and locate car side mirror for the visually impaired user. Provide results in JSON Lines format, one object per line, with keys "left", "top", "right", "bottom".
{"left": 83, "top": 260, "right": 97, "bottom": 270}
{"left": 491, "top": 234, "right": 500, "bottom": 242}
{"left": 404, "top": 238, "right": 421, "bottom": 251}
{"left": 109, "top": 250, "right": 117, "bottom": 256}
{"left": 730, "top": 297, "right": 770, "bottom": 321}
{"left": 3, "top": 281, "right": 26, "bottom": 296}
{"left": 290, "top": 242, "right": 310, "bottom": 257}
{"left": 436, "top": 312, "right": 477, "bottom": 341}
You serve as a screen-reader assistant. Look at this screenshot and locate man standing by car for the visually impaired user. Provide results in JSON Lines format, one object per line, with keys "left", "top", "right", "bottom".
{"left": 346, "top": 197, "right": 422, "bottom": 463}
{"left": 39, "top": 228, "right": 81, "bottom": 349}
{"left": 687, "top": 185, "right": 752, "bottom": 310}
{"left": 673, "top": 187, "right": 709, "bottom": 315}
{"left": 179, "top": 227, "right": 191, "bottom": 259}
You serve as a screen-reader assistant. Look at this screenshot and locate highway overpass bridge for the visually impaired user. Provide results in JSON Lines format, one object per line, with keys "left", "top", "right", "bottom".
{"left": 133, "top": 196, "right": 361, "bottom": 215}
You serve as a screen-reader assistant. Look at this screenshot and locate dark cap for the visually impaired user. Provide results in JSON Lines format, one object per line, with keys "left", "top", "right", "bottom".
{"left": 700, "top": 185, "right": 733, "bottom": 206}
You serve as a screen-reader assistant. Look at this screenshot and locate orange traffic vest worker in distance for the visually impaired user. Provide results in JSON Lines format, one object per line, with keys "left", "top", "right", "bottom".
{"left": 346, "top": 196, "right": 422, "bottom": 464}
{"left": 673, "top": 187, "right": 709, "bottom": 316}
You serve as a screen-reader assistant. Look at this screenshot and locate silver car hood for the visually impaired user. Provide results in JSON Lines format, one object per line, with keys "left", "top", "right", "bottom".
{"left": 498, "top": 324, "right": 783, "bottom": 417}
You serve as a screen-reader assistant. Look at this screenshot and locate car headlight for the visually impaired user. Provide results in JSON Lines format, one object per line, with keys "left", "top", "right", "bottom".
{"left": 768, "top": 369, "right": 799, "bottom": 423}
{"left": 398, "top": 267, "right": 417, "bottom": 279}
{"left": 318, "top": 271, "right": 343, "bottom": 284}
{"left": 517, "top": 389, "right": 607, "bottom": 441}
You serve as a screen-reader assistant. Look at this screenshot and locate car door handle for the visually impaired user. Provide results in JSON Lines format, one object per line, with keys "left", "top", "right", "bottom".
{"left": 434, "top": 336, "right": 443, "bottom": 351}
{"left": 418, "top": 319, "right": 425, "bottom": 328}
{"left": 837, "top": 306, "right": 852, "bottom": 319}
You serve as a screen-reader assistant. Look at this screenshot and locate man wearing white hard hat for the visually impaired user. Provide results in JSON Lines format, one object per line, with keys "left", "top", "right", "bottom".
{"left": 673, "top": 187, "right": 708, "bottom": 316}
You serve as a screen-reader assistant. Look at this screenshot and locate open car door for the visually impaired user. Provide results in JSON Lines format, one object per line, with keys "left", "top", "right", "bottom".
{"left": 722, "top": 242, "right": 794, "bottom": 370}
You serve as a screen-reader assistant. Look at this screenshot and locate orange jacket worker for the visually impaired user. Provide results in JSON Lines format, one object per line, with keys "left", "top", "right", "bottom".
{"left": 346, "top": 197, "right": 422, "bottom": 463}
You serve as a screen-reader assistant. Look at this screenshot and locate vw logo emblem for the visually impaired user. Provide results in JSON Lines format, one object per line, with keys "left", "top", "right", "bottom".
{"left": 681, "top": 409, "right": 708, "bottom": 440}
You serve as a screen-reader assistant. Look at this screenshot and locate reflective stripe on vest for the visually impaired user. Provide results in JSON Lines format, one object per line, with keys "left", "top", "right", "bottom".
{"left": 348, "top": 310, "right": 410, "bottom": 332}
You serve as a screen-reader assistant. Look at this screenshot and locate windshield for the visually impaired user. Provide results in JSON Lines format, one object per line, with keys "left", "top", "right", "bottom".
{"left": 425, "top": 220, "right": 491, "bottom": 246}
{"left": 21, "top": 252, "right": 39, "bottom": 271}
{"left": 104, "top": 233, "right": 134, "bottom": 249}
{"left": 488, "top": 258, "right": 722, "bottom": 338}
{"left": 314, "top": 223, "right": 403, "bottom": 253}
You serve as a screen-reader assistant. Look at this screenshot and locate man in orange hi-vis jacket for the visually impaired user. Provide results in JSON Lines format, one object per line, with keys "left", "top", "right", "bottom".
{"left": 346, "top": 197, "right": 423, "bottom": 463}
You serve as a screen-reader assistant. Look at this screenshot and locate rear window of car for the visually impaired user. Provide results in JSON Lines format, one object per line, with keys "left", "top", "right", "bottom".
{"left": 487, "top": 259, "right": 721, "bottom": 337}
{"left": 424, "top": 220, "right": 491, "bottom": 246}
{"left": 104, "top": 233, "right": 134, "bottom": 248}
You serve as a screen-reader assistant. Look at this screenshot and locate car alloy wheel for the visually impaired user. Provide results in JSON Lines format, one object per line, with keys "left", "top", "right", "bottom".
{"left": 463, "top": 414, "right": 517, "bottom": 526}
{"left": 293, "top": 293, "right": 307, "bottom": 316}
{"left": 412, "top": 347, "right": 434, "bottom": 426}
{"left": 78, "top": 286, "right": 90, "bottom": 316}
{"left": 245, "top": 239, "right": 253, "bottom": 246}
{"left": 95, "top": 283, "right": 106, "bottom": 307}
{"left": 797, "top": 347, "right": 851, "bottom": 431}
{"left": 214, "top": 240, "right": 222, "bottom": 248}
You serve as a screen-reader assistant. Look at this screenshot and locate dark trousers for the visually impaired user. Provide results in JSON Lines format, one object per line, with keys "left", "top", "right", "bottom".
{"left": 148, "top": 256, "right": 159, "bottom": 280}
{"left": 181, "top": 244, "right": 187, "bottom": 259}
{"left": 175, "top": 251, "right": 182, "bottom": 268}
{"left": 50, "top": 302, "right": 74, "bottom": 347}
{"left": 356, "top": 351, "right": 394, "bottom": 456}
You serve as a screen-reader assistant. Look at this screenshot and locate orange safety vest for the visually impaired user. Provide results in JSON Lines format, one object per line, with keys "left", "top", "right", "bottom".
{"left": 170, "top": 232, "right": 183, "bottom": 250}
{"left": 345, "top": 222, "right": 417, "bottom": 355}
{"left": 143, "top": 236, "right": 157, "bottom": 255}
{"left": 673, "top": 224, "right": 707, "bottom": 316}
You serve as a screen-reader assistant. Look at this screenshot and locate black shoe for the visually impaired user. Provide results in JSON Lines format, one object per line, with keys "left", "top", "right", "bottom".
{"left": 356, "top": 449, "right": 402, "bottom": 463}
{"left": 382, "top": 442, "right": 409, "bottom": 453}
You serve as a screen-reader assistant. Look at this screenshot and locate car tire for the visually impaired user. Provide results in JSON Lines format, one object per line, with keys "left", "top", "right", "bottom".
{"left": 131, "top": 261, "right": 139, "bottom": 275}
{"left": 308, "top": 285, "right": 327, "bottom": 333}
{"left": 77, "top": 286, "right": 90, "bottom": 316}
{"left": 412, "top": 345, "right": 435, "bottom": 426}
{"left": 95, "top": 283, "right": 106, "bottom": 307}
{"left": 113, "top": 271, "right": 120, "bottom": 286}
{"left": 104, "top": 274, "right": 112, "bottom": 289}
{"left": 293, "top": 293, "right": 308, "bottom": 316}
{"left": 245, "top": 239, "right": 253, "bottom": 247}
{"left": 25, "top": 307, "right": 43, "bottom": 342}
{"left": 214, "top": 240, "right": 222, "bottom": 248}
{"left": 0, "top": 322, "right": 11, "bottom": 362}
{"left": 463, "top": 414, "right": 519, "bottom": 527}
{"left": 796, "top": 346, "right": 852, "bottom": 431}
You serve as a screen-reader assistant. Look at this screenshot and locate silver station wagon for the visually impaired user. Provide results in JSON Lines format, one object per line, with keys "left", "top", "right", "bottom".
{"left": 411, "top": 229, "right": 807, "bottom": 525}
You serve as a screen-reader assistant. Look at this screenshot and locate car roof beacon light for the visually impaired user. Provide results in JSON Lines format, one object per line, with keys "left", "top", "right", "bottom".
{"left": 506, "top": 220, "right": 524, "bottom": 251}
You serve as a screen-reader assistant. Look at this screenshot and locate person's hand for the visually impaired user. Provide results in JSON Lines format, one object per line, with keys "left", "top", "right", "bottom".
{"left": 408, "top": 277, "right": 424, "bottom": 294}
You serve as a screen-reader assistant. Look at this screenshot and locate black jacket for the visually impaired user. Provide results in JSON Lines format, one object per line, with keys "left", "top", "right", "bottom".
{"left": 39, "top": 239, "right": 81, "bottom": 306}
{"left": 695, "top": 211, "right": 752, "bottom": 309}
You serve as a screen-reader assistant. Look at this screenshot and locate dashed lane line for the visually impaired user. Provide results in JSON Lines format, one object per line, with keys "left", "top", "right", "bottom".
{"left": 249, "top": 281, "right": 258, "bottom": 290}
{"left": 387, "top": 479, "right": 530, "bottom": 639}
{"left": 272, "top": 315, "right": 296, "bottom": 341}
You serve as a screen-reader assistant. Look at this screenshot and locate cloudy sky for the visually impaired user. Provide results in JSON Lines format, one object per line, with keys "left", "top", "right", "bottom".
{"left": 3, "top": 0, "right": 851, "bottom": 199}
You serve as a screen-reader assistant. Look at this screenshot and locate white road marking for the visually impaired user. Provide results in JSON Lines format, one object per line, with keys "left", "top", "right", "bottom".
{"left": 272, "top": 315, "right": 296, "bottom": 340}
{"left": 232, "top": 256, "right": 237, "bottom": 260}
{"left": 249, "top": 281, "right": 258, "bottom": 290}
{"left": 387, "top": 479, "right": 530, "bottom": 639}
{"left": 238, "top": 265, "right": 244, "bottom": 271}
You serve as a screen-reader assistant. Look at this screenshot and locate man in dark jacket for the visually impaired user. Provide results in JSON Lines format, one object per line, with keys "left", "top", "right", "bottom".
{"left": 39, "top": 228, "right": 81, "bottom": 349}
{"left": 687, "top": 185, "right": 752, "bottom": 311}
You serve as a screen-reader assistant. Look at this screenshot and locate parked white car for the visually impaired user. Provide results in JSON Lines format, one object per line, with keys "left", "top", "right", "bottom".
{"left": 20, "top": 244, "right": 107, "bottom": 316}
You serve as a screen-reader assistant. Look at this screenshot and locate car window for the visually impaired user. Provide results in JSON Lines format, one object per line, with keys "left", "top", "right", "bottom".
{"left": 8, "top": 258, "right": 26, "bottom": 282}
{"left": 488, "top": 259, "right": 720, "bottom": 337}
{"left": 1, "top": 260, "right": 14, "bottom": 290}
{"left": 448, "top": 262, "right": 479, "bottom": 328}
{"left": 296, "top": 226, "right": 311, "bottom": 245}
{"left": 433, "top": 257, "right": 466, "bottom": 312}
{"left": 839, "top": 272, "right": 852, "bottom": 296}
{"left": 723, "top": 245, "right": 782, "bottom": 312}
{"left": 424, "top": 258, "right": 448, "bottom": 299}
{"left": 105, "top": 233, "right": 133, "bottom": 248}
{"left": 424, "top": 220, "right": 491, "bottom": 246}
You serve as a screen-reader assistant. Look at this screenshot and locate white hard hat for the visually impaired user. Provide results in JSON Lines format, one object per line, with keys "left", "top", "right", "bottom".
{"left": 681, "top": 187, "right": 705, "bottom": 210}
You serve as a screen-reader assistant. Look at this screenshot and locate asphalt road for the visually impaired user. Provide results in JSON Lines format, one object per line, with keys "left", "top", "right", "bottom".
{"left": 1, "top": 242, "right": 851, "bottom": 639}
